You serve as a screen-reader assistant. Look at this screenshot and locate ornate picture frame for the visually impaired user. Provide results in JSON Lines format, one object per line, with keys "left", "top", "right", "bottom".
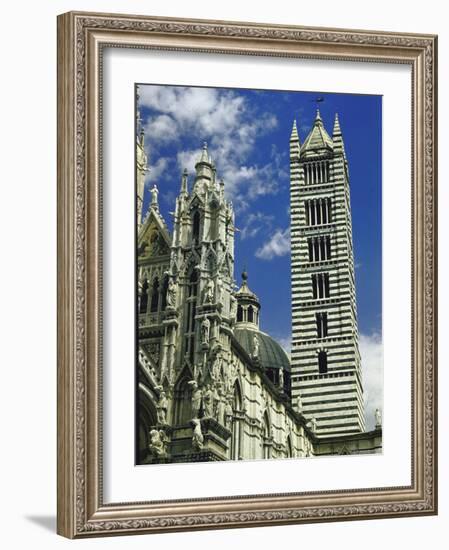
{"left": 57, "top": 11, "right": 437, "bottom": 538}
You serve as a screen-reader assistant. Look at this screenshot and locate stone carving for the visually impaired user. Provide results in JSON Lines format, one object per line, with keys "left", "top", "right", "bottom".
{"left": 191, "top": 418, "right": 204, "bottom": 451}
{"left": 226, "top": 361, "right": 237, "bottom": 393}
{"left": 188, "top": 380, "right": 202, "bottom": 419}
{"left": 203, "top": 279, "right": 215, "bottom": 304}
{"left": 216, "top": 387, "right": 226, "bottom": 425}
{"left": 225, "top": 398, "right": 234, "bottom": 428}
{"left": 309, "top": 417, "right": 317, "bottom": 433}
{"left": 296, "top": 394, "right": 303, "bottom": 413}
{"left": 229, "top": 292, "right": 237, "bottom": 321}
{"left": 201, "top": 316, "right": 210, "bottom": 346}
{"left": 203, "top": 385, "right": 214, "bottom": 418}
{"left": 156, "top": 391, "right": 168, "bottom": 424}
{"left": 150, "top": 183, "right": 159, "bottom": 207}
{"left": 211, "top": 353, "right": 221, "bottom": 381}
{"left": 252, "top": 334, "right": 259, "bottom": 359}
{"left": 148, "top": 429, "right": 168, "bottom": 458}
{"left": 375, "top": 408, "right": 382, "bottom": 428}
{"left": 143, "top": 342, "right": 160, "bottom": 366}
{"left": 279, "top": 368, "right": 284, "bottom": 390}
{"left": 216, "top": 276, "right": 224, "bottom": 305}
{"left": 166, "top": 277, "right": 178, "bottom": 309}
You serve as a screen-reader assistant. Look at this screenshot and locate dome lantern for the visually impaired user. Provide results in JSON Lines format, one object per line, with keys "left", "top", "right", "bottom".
{"left": 235, "top": 270, "right": 260, "bottom": 328}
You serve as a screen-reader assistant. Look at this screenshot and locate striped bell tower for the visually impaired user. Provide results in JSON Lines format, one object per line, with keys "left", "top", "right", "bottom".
{"left": 290, "top": 110, "right": 366, "bottom": 437}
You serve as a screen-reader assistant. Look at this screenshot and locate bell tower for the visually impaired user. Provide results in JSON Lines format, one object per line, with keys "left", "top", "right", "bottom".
{"left": 290, "top": 111, "right": 366, "bottom": 437}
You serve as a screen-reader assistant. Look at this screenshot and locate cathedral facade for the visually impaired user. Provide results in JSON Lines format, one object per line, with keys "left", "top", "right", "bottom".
{"left": 136, "top": 111, "right": 382, "bottom": 465}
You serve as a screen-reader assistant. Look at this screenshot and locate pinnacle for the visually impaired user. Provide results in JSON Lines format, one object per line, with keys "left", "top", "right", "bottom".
{"left": 333, "top": 112, "right": 342, "bottom": 135}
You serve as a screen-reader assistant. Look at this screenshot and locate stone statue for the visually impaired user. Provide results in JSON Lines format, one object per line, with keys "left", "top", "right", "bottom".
{"left": 375, "top": 408, "right": 382, "bottom": 428}
{"left": 226, "top": 361, "right": 236, "bottom": 393}
{"left": 229, "top": 293, "right": 237, "bottom": 320}
{"left": 156, "top": 391, "right": 168, "bottom": 424}
{"left": 216, "top": 276, "right": 224, "bottom": 305}
{"left": 201, "top": 317, "right": 210, "bottom": 346}
{"left": 309, "top": 417, "right": 317, "bottom": 433}
{"left": 252, "top": 334, "right": 259, "bottom": 359}
{"left": 150, "top": 184, "right": 159, "bottom": 207}
{"left": 225, "top": 398, "right": 234, "bottom": 427}
{"left": 188, "top": 380, "right": 202, "bottom": 419}
{"left": 166, "top": 277, "right": 178, "bottom": 309}
{"left": 203, "top": 279, "right": 215, "bottom": 304}
{"left": 148, "top": 429, "right": 167, "bottom": 458}
{"left": 296, "top": 393, "right": 303, "bottom": 413}
{"left": 203, "top": 385, "right": 214, "bottom": 418}
{"left": 211, "top": 353, "right": 221, "bottom": 381}
{"left": 216, "top": 388, "right": 226, "bottom": 425}
{"left": 279, "top": 368, "right": 284, "bottom": 390}
{"left": 191, "top": 418, "right": 204, "bottom": 451}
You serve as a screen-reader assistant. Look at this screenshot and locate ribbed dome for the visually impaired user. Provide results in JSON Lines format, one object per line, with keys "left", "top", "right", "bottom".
{"left": 234, "top": 327, "right": 290, "bottom": 372}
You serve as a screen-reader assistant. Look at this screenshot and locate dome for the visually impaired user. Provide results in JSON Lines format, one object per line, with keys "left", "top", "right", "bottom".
{"left": 233, "top": 327, "right": 291, "bottom": 373}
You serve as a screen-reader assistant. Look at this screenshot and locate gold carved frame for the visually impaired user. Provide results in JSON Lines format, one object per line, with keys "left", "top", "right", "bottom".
{"left": 57, "top": 11, "right": 438, "bottom": 538}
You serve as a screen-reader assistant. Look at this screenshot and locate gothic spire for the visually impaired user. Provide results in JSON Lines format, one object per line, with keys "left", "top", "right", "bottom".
{"left": 333, "top": 112, "right": 342, "bottom": 136}
{"left": 180, "top": 168, "right": 188, "bottom": 196}
{"left": 290, "top": 119, "right": 300, "bottom": 160}
{"left": 290, "top": 119, "right": 300, "bottom": 143}
{"left": 332, "top": 113, "right": 346, "bottom": 158}
{"left": 197, "top": 142, "right": 212, "bottom": 166}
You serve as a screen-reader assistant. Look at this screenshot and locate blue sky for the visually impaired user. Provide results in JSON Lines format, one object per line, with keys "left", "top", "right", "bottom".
{"left": 138, "top": 84, "right": 382, "bottom": 344}
{"left": 137, "top": 83, "right": 383, "bottom": 428}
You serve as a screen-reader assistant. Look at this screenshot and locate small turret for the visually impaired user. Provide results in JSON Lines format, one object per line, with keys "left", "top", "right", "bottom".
{"left": 235, "top": 270, "right": 261, "bottom": 329}
{"left": 193, "top": 142, "right": 213, "bottom": 193}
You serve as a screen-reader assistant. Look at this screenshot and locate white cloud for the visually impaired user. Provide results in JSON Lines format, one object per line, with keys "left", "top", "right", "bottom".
{"left": 239, "top": 212, "right": 274, "bottom": 240}
{"left": 359, "top": 332, "right": 383, "bottom": 430}
{"left": 138, "top": 84, "right": 282, "bottom": 206}
{"left": 144, "top": 115, "right": 178, "bottom": 143}
{"left": 145, "top": 157, "right": 169, "bottom": 183}
{"left": 255, "top": 228, "right": 291, "bottom": 260}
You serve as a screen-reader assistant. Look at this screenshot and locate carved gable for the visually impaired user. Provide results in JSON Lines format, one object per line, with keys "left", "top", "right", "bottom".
{"left": 138, "top": 210, "right": 171, "bottom": 260}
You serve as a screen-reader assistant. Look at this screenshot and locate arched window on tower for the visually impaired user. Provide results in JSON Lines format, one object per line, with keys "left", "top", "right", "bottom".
{"left": 139, "top": 278, "right": 149, "bottom": 313}
{"left": 161, "top": 274, "right": 169, "bottom": 310}
{"left": 192, "top": 211, "right": 201, "bottom": 244}
{"left": 237, "top": 305, "right": 243, "bottom": 322}
{"left": 173, "top": 376, "right": 193, "bottom": 425}
{"left": 318, "top": 350, "right": 328, "bottom": 374}
{"left": 247, "top": 305, "right": 254, "bottom": 323}
{"left": 150, "top": 277, "right": 159, "bottom": 313}
{"left": 231, "top": 382, "right": 243, "bottom": 460}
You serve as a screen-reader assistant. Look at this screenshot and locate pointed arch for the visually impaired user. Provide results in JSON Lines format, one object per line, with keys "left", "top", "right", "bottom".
{"left": 230, "top": 380, "right": 243, "bottom": 460}
{"left": 262, "top": 409, "right": 272, "bottom": 459}
{"left": 161, "top": 273, "right": 169, "bottom": 310}
{"left": 150, "top": 277, "right": 160, "bottom": 312}
{"left": 137, "top": 383, "right": 158, "bottom": 461}
{"left": 139, "top": 278, "right": 149, "bottom": 313}
{"left": 173, "top": 367, "right": 194, "bottom": 425}
{"left": 192, "top": 210, "right": 201, "bottom": 243}
{"left": 286, "top": 434, "right": 293, "bottom": 458}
